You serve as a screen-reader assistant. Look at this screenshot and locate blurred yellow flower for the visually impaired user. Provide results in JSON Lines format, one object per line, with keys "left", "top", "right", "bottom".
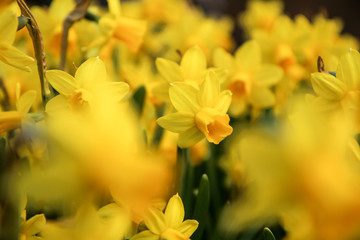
{"left": 239, "top": 0, "right": 283, "bottom": 36}
{"left": 157, "top": 70, "right": 232, "bottom": 148}
{"left": 310, "top": 49, "right": 360, "bottom": 131}
{"left": 98, "top": 0, "right": 147, "bottom": 53}
{"left": 0, "top": 10, "right": 34, "bottom": 71}
{"left": 0, "top": 84, "right": 36, "bottom": 134}
{"left": 131, "top": 193, "right": 198, "bottom": 240}
{"left": 45, "top": 57, "right": 129, "bottom": 113}
{"left": 214, "top": 40, "right": 283, "bottom": 116}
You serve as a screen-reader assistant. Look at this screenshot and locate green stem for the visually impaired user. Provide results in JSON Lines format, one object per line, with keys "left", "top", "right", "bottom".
{"left": 206, "top": 143, "right": 222, "bottom": 219}
{"left": 180, "top": 148, "right": 195, "bottom": 219}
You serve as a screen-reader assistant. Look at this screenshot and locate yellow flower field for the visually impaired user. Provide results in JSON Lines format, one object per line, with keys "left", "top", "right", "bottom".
{"left": 0, "top": 0, "right": 359, "bottom": 239}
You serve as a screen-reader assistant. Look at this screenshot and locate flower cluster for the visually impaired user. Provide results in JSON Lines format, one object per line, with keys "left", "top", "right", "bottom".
{"left": 0, "top": 0, "right": 360, "bottom": 240}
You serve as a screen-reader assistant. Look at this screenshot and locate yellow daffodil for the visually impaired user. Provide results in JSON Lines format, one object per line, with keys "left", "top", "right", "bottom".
{"left": 310, "top": 49, "right": 360, "bottom": 132}
{"left": 0, "top": 10, "right": 34, "bottom": 71}
{"left": 97, "top": 0, "right": 147, "bottom": 53}
{"left": 131, "top": 193, "right": 198, "bottom": 240}
{"left": 214, "top": 40, "right": 283, "bottom": 116}
{"left": 0, "top": 84, "right": 36, "bottom": 134}
{"left": 156, "top": 45, "right": 207, "bottom": 85}
{"left": 43, "top": 203, "right": 131, "bottom": 240}
{"left": 19, "top": 196, "right": 46, "bottom": 240}
{"left": 157, "top": 70, "right": 232, "bottom": 148}
{"left": 45, "top": 57, "right": 129, "bottom": 114}
{"left": 239, "top": 0, "right": 283, "bottom": 36}
{"left": 31, "top": 0, "right": 76, "bottom": 60}
{"left": 154, "top": 45, "right": 227, "bottom": 102}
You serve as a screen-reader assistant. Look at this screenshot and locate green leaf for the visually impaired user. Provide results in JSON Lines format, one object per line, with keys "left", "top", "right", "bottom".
{"left": 132, "top": 85, "right": 146, "bottom": 116}
{"left": 0, "top": 137, "right": 6, "bottom": 160}
{"left": 263, "top": 227, "right": 276, "bottom": 240}
{"left": 151, "top": 103, "right": 166, "bottom": 148}
{"left": 191, "top": 174, "right": 210, "bottom": 240}
{"left": 17, "top": 16, "right": 29, "bottom": 31}
{"left": 84, "top": 11, "right": 100, "bottom": 23}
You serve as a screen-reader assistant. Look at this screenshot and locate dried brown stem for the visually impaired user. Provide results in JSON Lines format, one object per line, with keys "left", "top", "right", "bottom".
{"left": 60, "top": 0, "right": 92, "bottom": 71}
{"left": 16, "top": 0, "right": 51, "bottom": 109}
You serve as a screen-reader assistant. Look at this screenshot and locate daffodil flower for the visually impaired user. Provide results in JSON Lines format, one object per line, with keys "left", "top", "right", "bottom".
{"left": 0, "top": 10, "right": 34, "bottom": 71}
{"left": 19, "top": 195, "right": 46, "bottom": 240}
{"left": 131, "top": 194, "right": 198, "bottom": 240}
{"left": 214, "top": 40, "right": 283, "bottom": 116}
{"left": 31, "top": 0, "right": 76, "bottom": 58}
{"left": 45, "top": 57, "right": 129, "bottom": 114}
{"left": 157, "top": 70, "right": 232, "bottom": 148}
{"left": 97, "top": 0, "right": 147, "bottom": 52}
{"left": 0, "top": 84, "right": 36, "bottom": 134}
{"left": 153, "top": 45, "right": 227, "bottom": 101}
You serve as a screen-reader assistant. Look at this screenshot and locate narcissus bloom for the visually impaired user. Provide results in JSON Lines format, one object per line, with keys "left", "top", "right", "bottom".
{"left": 156, "top": 45, "right": 209, "bottom": 85}
{"left": 45, "top": 57, "right": 129, "bottom": 113}
{"left": 19, "top": 197, "right": 46, "bottom": 240}
{"left": 239, "top": 0, "right": 283, "bottom": 35}
{"left": 157, "top": 71, "right": 232, "bottom": 148}
{"left": 0, "top": 84, "right": 36, "bottom": 134}
{"left": 214, "top": 40, "right": 283, "bottom": 116}
{"left": 0, "top": 10, "right": 34, "bottom": 71}
{"left": 131, "top": 193, "right": 198, "bottom": 240}
{"left": 98, "top": 0, "right": 147, "bottom": 52}
{"left": 154, "top": 45, "right": 227, "bottom": 101}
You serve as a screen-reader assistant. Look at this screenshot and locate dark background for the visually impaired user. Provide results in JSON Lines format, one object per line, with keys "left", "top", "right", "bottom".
{"left": 27, "top": 0, "right": 360, "bottom": 41}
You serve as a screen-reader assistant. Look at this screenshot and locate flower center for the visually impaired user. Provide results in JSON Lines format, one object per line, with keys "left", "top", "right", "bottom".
{"left": 67, "top": 89, "right": 92, "bottom": 111}
{"left": 274, "top": 44, "right": 296, "bottom": 72}
{"left": 228, "top": 72, "right": 252, "bottom": 100}
{"left": 195, "top": 108, "right": 233, "bottom": 144}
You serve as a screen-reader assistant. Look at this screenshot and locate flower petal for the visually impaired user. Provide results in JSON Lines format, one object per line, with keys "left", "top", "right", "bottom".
{"left": 46, "top": 70, "right": 78, "bottom": 96}
{"left": 198, "top": 70, "right": 220, "bottom": 108}
{"left": 157, "top": 112, "right": 195, "bottom": 133}
{"left": 113, "top": 17, "right": 147, "bottom": 52}
{"left": 311, "top": 72, "right": 346, "bottom": 100}
{"left": 105, "top": 82, "right": 130, "bottom": 102}
{"left": 214, "top": 90, "right": 232, "bottom": 114}
{"left": 107, "top": 0, "right": 122, "bottom": 17}
{"left": 177, "top": 219, "right": 199, "bottom": 237}
{"left": 144, "top": 208, "right": 167, "bottom": 235}
{"left": 0, "top": 11, "right": 17, "bottom": 44}
{"left": 18, "top": 91, "right": 37, "bottom": 114}
{"left": 156, "top": 58, "right": 183, "bottom": 83}
{"left": 45, "top": 95, "right": 69, "bottom": 115}
{"left": 253, "top": 65, "right": 283, "bottom": 87}
{"left": 178, "top": 127, "right": 204, "bottom": 148}
{"left": 75, "top": 57, "right": 107, "bottom": 88}
{"left": 164, "top": 194, "right": 185, "bottom": 228}
{"left": 0, "top": 43, "right": 34, "bottom": 71}
{"left": 248, "top": 88, "right": 276, "bottom": 108}
{"left": 49, "top": 0, "right": 75, "bottom": 21}
{"left": 169, "top": 83, "right": 200, "bottom": 113}
{"left": 131, "top": 230, "right": 158, "bottom": 240}
{"left": 180, "top": 46, "right": 207, "bottom": 81}
{"left": 23, "top": 214, "right": 46, "bottom": 236}
{"left": 235, "top": 40, "right": 261, "bottom": 70}
{"left": 337, "top": 49, "right": 360, "bottom": 90}
{"left": 213, "top": 47, "right": 235, "bottom": 74}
